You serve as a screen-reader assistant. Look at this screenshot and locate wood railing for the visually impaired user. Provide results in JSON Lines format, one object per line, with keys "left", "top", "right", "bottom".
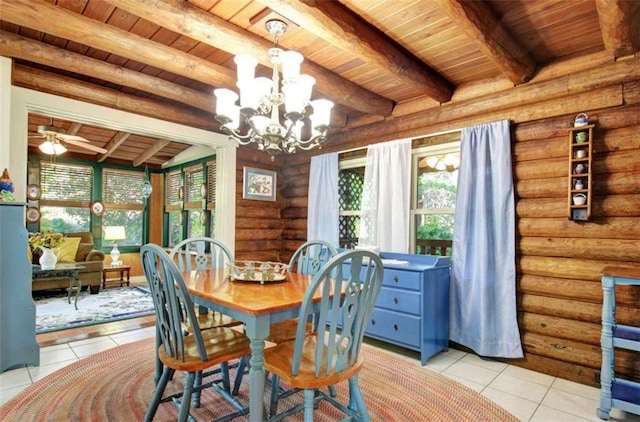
{"left": 339, "top": 238, "right": 452, "bottom": 256}
{"left": 415, "top": 239, "right": 452, "bottom": 256}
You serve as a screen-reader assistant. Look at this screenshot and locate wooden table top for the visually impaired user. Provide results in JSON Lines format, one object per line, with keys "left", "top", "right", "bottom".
{"left": 183, "top": 268, "right": 329, "bottom": 316}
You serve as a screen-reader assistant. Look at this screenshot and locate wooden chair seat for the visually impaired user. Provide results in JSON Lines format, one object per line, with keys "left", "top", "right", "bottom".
{"left": 266, "top": 319, "right": 313, "bottom": 344}
{"left": 264, "top": 337, "right": 363, "bottom": 389}
{"left": 187, "top": 311, "right": 243, "bottom": 332}
{"left": 158, "top": 327, "right": 250, "bottom": 373}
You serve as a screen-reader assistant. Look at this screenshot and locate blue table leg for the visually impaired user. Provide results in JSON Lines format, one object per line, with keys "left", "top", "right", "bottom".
{"left": 246, "top": 316, "right": 270, "bottom": 422}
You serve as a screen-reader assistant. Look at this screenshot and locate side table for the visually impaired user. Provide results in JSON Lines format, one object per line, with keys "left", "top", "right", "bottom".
{"left": 102, "top": 265, "right": 131, "bottom": 289}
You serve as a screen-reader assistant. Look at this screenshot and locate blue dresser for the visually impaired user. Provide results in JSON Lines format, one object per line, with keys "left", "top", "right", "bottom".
{"left": 0, "top": 202, "right": 39, "bottom": 372}
{"left": 343, "top": 251, "right": 450, "bottom": 365}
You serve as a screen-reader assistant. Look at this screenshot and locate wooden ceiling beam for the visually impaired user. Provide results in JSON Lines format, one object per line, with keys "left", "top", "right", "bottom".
{"left": 432, "top": 0, "right": 536, "bottom": 85}
{"left": 0, "top": 0, "right": 237, "bottom": 88}
{"left": 0, "top": 31, "right": 346, "bottom": 129}
{"left": 103, "top": 0, "right": 394, "bottom": 117}
{"left": 12, "top": 64, "right": 219, "bottom": 132}
{"left": 67, "top": 122, "right": 82, "bottom": 136}
{"left": 255, "top": 0, "right": 453, "bottom": 103}
{"left": 97, "top": 132, "right": 131, "bottom": 163}
{"left": 595, "top": 0, "right": 640, "bottom": 59}
{"left": 0, "top": 31, "right": 215, "bottom": 111}
{"left": 133, "top": 139, "right": 172, "bottom": 167}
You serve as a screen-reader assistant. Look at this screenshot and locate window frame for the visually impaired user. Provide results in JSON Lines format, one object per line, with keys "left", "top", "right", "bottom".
{"left": 410, "top": 141, "right": 460, "bottom": 253}
{"left": 337, "top": 140, "right": 460, "bottom": 253}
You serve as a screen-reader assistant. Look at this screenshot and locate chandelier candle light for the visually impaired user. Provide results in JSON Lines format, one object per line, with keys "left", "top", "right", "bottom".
{"left": 214, "top": 19, "right": 334, "bottom": 160}
{"left": 104, "top": 226, "right": 126, "bottom": 266}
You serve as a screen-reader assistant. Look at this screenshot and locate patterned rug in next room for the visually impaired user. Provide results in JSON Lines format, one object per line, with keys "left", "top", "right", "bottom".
{"left": 34, "top": 286, "right": 155, "bottom": 334}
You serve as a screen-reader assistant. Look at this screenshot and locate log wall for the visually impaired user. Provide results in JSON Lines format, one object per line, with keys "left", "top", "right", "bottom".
{"left": 267, "top": 54, "right": 640, "bottom": 387}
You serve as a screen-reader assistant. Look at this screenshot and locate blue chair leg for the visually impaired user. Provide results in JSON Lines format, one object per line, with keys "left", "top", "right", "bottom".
{"left": 232, "top": 356, "right": 248, "bottom": 395}
{"left": 348, "top": 376, "right": 370, "bottom": 421}
{"left": 192, "top": 371, "right": 203, "bottom": 408}
{"left": 145, "top": 367, "right": 173, "bottom": 422}
{"left": 220, "top": 361, "right": 231, "bottom": 393}
{"left": 303, "top": 388, "right": 315, "bottom": 422}
{"left": 178, "top": 372, "right": 196, "bottom": 422}
{"left": 269, "top": 373, "right": 281, "bottom": 417}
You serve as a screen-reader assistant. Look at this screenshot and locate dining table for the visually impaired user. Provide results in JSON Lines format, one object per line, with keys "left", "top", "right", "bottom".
{"left": 182, "top": 267, "right": 332, "bottom": 422}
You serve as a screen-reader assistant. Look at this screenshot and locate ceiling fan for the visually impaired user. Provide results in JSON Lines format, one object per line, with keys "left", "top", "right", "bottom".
{"left": 29, "top": 119, "right": 107, "bottom": 155}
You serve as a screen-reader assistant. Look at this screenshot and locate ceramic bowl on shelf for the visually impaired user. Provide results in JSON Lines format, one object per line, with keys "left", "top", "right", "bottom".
{"left": 574, "top": 113, "right": 589, "bottom": 127}
{"left": 573, "top": 193, "right": 587, "bottom": 206}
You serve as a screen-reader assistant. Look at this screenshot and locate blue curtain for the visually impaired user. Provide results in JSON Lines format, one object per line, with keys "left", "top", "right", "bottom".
{"left": 307, "top": 152, "right": 339, "bottom": 247}
{"left": 450, "top": 120, "right": 523, "bottom": 358}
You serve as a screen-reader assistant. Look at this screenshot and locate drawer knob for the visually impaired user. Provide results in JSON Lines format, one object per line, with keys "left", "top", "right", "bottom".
{"left": 371, "top": 318, "right": 376, "bottom": 326}
{"left": 394, "top": 324, "right": 399, "bottom": 331}
{"left": 393, "top": 275, "right": 399, "bottom": 283}
{"left": 393, "top": 297, "right": 399, "bottom": 304}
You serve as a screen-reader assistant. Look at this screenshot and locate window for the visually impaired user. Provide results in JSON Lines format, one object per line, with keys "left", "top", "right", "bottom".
{"left": 165, "top": 170, "right": 183, "bottom": 247}
{"left": 338, "top": 141, "right": 460, "bottom": 254}
{"left": 39, "top": 162, "right": 92, "bottom": 233}
{"left": 338, "top": 158, "right": 365, "bottom": 248}
{"left": 164, "top": 160, "right": 215, "bottom": 247}
{"left": 102, "top": 168, "right": 145, "bottom": 246}
{"left": 183, "top": 164, "right": 205, "bottom": 238}
{"left": 411, "top": 144, "right": 459, "bottom": 255}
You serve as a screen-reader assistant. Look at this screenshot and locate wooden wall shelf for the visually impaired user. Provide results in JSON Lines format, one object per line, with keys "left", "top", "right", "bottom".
{"left": 567, "top": 124, "right": 594, "bottom": 221}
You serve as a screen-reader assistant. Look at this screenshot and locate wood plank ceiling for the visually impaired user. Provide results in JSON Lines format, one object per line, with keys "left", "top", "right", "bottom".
{"left": 1, "top": 0, "right": 638, "bottom": 167}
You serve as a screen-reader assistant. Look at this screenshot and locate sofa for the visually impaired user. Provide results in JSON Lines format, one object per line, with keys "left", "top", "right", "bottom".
{"left": 31, "top": 232, "right": 105, "bottom": 294}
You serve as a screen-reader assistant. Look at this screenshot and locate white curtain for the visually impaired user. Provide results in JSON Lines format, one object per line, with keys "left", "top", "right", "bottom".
{"left": 450, "top": 120, "right": 523, "bottom": 358}
{"left": 359, "top": 139, "right": 411, "bottom": 253}
{"left": 307, "top": 152, "right": 339, "bottom": 247}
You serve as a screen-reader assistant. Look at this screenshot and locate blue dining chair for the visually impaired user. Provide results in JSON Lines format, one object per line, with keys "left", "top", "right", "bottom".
{"left": 231, "top": 240, "right": 338, "bottom": 396}
{"left": 141, "top": 243, "right": 250, "bottom": 422}
{"left": 168, "top": 237, "right": 244, "bottom": 402}
{"left": 264, "top": 249, "right": 384, "bottom": 421}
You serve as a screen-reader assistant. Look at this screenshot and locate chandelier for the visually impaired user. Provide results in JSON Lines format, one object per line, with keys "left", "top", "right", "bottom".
{"left": 214, "top": 19, "right": 334, "bottom": 160}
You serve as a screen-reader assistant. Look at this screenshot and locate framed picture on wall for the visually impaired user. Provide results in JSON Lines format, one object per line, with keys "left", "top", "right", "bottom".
{"left": 243, "top": 167, "right": 276, "bottom": 202}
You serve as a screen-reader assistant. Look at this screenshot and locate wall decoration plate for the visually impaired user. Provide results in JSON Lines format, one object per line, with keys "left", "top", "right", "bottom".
{"left": 26, "top": 184, "right": 41, "bottom": 200}
{"left": 90, "top": 200, "right": 105, "bottom": 216}
{"left": 200, "top": 183, "right": 207, "bottom": 198}
{"left": 26, "top": 206, "right": 41, "bottom": 223}
{"left": 199, "top": 211, "right": 207, "bottom": 225}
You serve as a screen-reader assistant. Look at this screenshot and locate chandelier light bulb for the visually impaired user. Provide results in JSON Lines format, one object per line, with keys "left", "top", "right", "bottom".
{"left": 234, "top": 54, "right": 258, "bottom": 83}
{"left": 281, "top": 50, "right": 303, "bottom": 80}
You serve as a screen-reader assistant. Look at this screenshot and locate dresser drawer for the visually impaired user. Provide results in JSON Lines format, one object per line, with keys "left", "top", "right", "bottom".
{"left": 375, "top": 286, "right": 420, "bottom": 315}
{"left": 366, "top": 308, "right": 420, "bottom": 348}
{"left": 382, "top": 269, "right": 421, "bottom": 291}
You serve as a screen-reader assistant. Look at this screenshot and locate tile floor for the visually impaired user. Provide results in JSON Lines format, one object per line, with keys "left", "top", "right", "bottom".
{"left": 2, "top": 328, "right": 639, "bottom": 422}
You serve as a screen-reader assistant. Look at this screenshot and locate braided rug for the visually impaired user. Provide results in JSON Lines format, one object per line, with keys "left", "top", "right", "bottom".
{"left": 0, "top": 338, "right": 517, "bottom": 421}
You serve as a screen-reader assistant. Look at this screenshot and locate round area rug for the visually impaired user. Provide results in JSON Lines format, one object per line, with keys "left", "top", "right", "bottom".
{"left": 0, "top": 338, "right": 517, "bottom": 421}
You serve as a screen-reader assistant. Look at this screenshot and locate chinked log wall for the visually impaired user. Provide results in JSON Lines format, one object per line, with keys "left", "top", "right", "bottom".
{"left": 272, "top": 52, "right": 640, "bottom": 387}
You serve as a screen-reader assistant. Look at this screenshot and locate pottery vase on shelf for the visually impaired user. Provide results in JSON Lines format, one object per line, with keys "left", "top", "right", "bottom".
{"left": 39, "top": 247, "right": 58, "bottom": 270}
